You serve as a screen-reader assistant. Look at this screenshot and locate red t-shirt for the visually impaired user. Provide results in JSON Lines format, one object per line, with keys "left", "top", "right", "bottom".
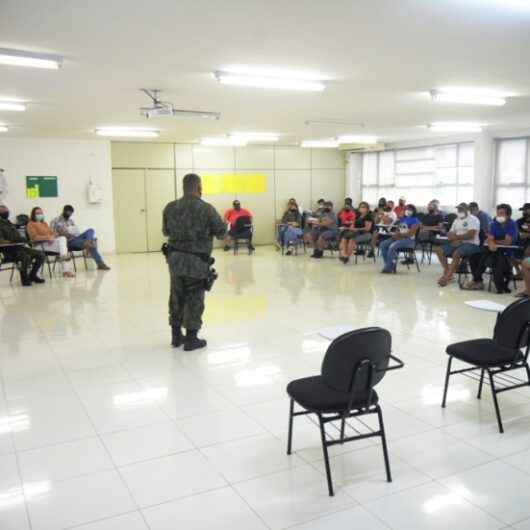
{"left": 338, "top": 210, "right": 356, "bottom": 227}
{"left": 394, "top": 205, "right": 406, "bottom": 218}
{"left": 224, "top": 208, "right": 253, "bottom": 228}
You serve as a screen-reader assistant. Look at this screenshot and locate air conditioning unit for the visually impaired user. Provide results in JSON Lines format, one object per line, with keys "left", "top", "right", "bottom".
{"left": 338, "top": 143, "right": 386, "bottom": 152}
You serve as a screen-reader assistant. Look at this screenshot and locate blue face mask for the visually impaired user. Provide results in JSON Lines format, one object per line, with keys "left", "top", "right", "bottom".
{"left": 35, "top": 213, "right": 44, "bottom": 222}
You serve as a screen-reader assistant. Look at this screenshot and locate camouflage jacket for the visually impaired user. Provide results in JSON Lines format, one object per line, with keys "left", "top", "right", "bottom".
{"left": 0, "top": 218, "right": 26, "bottom": 244}
{"left": 163, "top": 195, "right": 226, "bottom": 278}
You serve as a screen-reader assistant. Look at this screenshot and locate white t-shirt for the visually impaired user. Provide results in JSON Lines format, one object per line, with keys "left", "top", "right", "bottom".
{"left": 450, "top": 214, "right": 480, "bottom": 246}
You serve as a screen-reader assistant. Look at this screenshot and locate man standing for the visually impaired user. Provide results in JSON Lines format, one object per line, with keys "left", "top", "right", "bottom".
{"left": 0, "top": 204, "right": 45, "bottom": 286}
{"left": 163, "top": 173, "right": 226, "bottom": 351}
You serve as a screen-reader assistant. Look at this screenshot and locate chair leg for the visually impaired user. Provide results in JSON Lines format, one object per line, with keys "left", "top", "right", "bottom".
{"left": 488, "top": 370, "right": 504, "bottom": 433}
{"left": 441, "top": 356, "right": 453, "bottom": 408}
{"left": 415, "top": 253, "right": 420, "bottom": 272}
{"left": 477, "top": 369, "right": 485, "bottom": 399}
{"left": 71, "top": 253, "right": 77, "bottom": 272}
{"left": 10, "top": 264, "right": 15, "bottom": 283}
{"left": 317, "top": 413, "right": 334, "bottom": 497}
{"left": 340, "top": 415, "right": 346, "bottom": 442}
{"left": 287, "top": 398, "right": 294, "bottom": 455}
{"left": 376, "top": 405, "right": 392, "bottom": 482}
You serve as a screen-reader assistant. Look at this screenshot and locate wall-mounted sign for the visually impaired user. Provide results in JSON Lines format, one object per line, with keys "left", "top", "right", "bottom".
{"left": 201, "top": 173, "right": 267, "bottom": 195}
{"left": 26, "top": 176, "right": 58, "bottom": 198}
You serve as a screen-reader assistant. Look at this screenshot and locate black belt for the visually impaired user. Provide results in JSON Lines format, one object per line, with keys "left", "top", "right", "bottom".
{"left": 168, "top": 246, "right": 211, "bottom": 264}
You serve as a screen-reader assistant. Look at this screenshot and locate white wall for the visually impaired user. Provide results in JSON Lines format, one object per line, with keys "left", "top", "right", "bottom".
{"left": 0, "top": 138, "right": 115, "bottom": 252}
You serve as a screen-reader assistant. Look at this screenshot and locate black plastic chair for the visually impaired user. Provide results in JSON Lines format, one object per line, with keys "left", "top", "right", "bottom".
{"left": 441, "top": 298, "right": 530, "bottom": 433}
{"left": 286, "top": 327, "right": 404, "bottom": 496}
{"left": 353, "top": 241, "right": 377, "bottom": 265}
{"left": 393, "top": 232, "right": 421, "bottom": 273}
{"left": 0, "top": 243, "right": 23, "bottom": 283}
{"left": 232, "top": 216, "right": 254, "bottom": 255}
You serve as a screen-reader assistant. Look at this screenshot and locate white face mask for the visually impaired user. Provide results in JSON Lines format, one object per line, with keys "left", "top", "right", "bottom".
{"left": 496, "top": 216, "right": 506, "bottom": 224}
{"left": 457, "top": 211, "right": 466, "bottom": 219}
{"left": 404, "top": 210, "right": 413, "bottom": 217}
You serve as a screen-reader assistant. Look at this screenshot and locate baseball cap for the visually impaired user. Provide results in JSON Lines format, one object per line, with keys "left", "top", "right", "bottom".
{"left": 519, "top": 203, "right": 530, "bottom": 211}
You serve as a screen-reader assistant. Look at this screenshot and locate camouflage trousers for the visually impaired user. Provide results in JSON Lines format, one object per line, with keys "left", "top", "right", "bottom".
{"left": 168, "top": 273, "right": 206, "bottom": 331}
{"left": 1, "top": 246, "right": 45, "bottom": 274}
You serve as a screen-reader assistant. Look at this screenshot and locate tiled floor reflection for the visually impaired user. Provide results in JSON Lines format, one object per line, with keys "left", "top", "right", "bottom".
{"left": 0, "top": 247, "right": 528, "bottom": 529}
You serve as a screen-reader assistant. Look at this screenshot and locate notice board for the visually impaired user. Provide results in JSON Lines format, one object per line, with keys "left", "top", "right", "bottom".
{"left": 26, "top": 176, "right": 58, "bottom": 198}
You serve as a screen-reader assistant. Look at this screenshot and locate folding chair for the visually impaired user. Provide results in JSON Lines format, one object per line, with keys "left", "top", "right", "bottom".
{"left": 286, "top": 327, "right": 404, "bottom": 496}
{"left": 0, "top": 243, "right": 24, "bottom": 283}
{"left": 441, "top": 298, "right": 530, "bottom": 433}
{"left": 394, "top": 234, "right": 421, "bottom": 273}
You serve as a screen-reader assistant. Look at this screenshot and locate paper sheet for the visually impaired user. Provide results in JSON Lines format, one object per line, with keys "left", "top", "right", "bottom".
{"left": 465, "top": 300, "right": 507, "bottom": 313}
{"left": 318, "top": 325, "right": 355, "bottom": 340}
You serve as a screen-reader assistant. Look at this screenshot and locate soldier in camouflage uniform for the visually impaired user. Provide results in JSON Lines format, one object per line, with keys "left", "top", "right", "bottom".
{"left": 162, "top": 174, "right": 226, "bottom": 351}
{"left": 0, "top": 204, "right": 45, "bottom": 286}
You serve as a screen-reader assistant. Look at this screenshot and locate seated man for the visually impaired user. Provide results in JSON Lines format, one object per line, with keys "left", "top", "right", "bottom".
{"left": 463, "top": 203, "right": 518, "bottom": 293}
{"left": 419, "top": 200, "right": 444, "bottom": 243}
{"left": 469, "top": 201, "right": 492, "bottom": 240}
{"left": 379, "top": 204, "right": 421, "bottom": 273}
{"left": 223, "top": 200, "right": 254, "bottom": 251}
{"left": 51, "top": 204, "right": 110, "bottom": 270}
{"left": 434, "top": 203, "right": 481, "bottom": 287}
{"left": 513, "top": 202, "right": 530, "bottom": 278}
{"left": 304, "top": 201, "right": 338, "bottom": 259}
{"left": 0, "top": 204, "right": 45, "bottom": 286}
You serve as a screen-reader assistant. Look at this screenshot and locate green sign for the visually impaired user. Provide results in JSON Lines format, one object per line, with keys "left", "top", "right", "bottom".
{"left": 26, "top": 176, "right": 58, "bottom": 198}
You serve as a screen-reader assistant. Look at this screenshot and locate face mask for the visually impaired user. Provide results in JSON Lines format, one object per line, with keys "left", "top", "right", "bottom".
{"left": 525, "top": 210, "right": 530, "bottom": 218}
{"left": 496, "top": 216, "right": 506, "bottom": 224}
{"left": 399, "top": 201, "right": 405, "bottom": 206}
{"left": 457, "top": 212, "right": 466, "bottom": 219}
{"left": 63, "top": 212, "right": 71, "bottom": 219}
{"left": 0, "top": 211, "right": 9, "bottom": 220}
{"left": 234, "top": 205, "right": 240, "bottom": 211}
{"left": 324, "top": 208, "right": 331, "bottom": 213}
{"left": 405, "top": 210, "right": 413, "bottom": 217}
{"left": 428, "top": 207, "right": 435, "bottom": 213}
{"left": 35, "top": 214, "right": 44, "bottom": 222}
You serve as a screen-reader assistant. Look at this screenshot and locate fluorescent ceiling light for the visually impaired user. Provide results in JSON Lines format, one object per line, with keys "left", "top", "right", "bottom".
{"left": 95, "top": 127, "right": 159, "bottom": 138}
{"left": 338, "top": 135, "right": 378, "bottom": 144}
{"left": 0, "top": 125, "right": 7, "bottom": 133}
{"left": 430, "top": 88, "right": 506, "bottom": 106}
{"left": 0, "top": 48, "right": 62, "bottom": 69}
{"left": 231, "top": 132, "right": 279, "bottom": 142}
{"left": 301, "top": 139, "right": 339, "bottom": 148}
{"left": 214, "top": 69, "right": 325, "bottom": 92}
{"left": 201, "top": 136, "right": 247, "bottom": 147}
{"left": 0, "top": 101, "right": 26, "bottom": 111}
{"left": 429, "top": 122, "right": 483, "bottom": 133}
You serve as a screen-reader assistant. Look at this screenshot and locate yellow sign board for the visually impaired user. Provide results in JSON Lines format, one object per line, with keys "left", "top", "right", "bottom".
{"left": 201, "top": 173, "right": 267, "bottom": 195}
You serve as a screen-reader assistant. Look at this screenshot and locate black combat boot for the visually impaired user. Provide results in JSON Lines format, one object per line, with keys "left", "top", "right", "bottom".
{"left": 171, "top": 325, "right": 183, "bottom": 348}
{"left": 183, "top": 330, "right": 207, "bottom": 351}
{"left": 29, "top": 262, "right": 45, "bottom": 284}
{"left": 20, "top": 270, "right": 32, "bottom": 287}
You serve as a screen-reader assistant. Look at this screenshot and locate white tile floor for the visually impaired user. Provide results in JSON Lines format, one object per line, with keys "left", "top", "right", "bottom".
{"left": 0, "top": 246, "right": 529, "bottom": 529}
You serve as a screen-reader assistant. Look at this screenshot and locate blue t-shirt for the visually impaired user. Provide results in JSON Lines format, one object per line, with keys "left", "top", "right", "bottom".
{"left": 398, "top": 216, "right": 420, "bottom": 239}
{"left": 489, "top": 219, "right": 518, "bottom": 244}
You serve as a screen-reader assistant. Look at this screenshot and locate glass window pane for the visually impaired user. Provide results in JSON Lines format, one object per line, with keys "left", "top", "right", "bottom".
{"left": 436, "top": 145, "right": 457, "bottom": 168}
{"left": 379, "top": 187, "right": 396, "bottom": 202}
{"left": 496, "top": 186, "right": 527, "bottom": 207}
{"left": 395, "top": 147, "right": 434, "bottom": 161}
{"left": 436, "top": 167, "right": 457, "bottom": 184}
{"left": 397, "top": 187, "right": 433, "bottom": 206}
{"left": 362, "top": 153, "right": 378, "bottom": 186}
{"left": 396, "top": 160, "right": 435, "bottom": 174}
{"left": 437, "top": 187, "right": 457, "bottom": 207}
{"left": 379, "top": 151, "right": 394, "bottom": 185}
{"left": 459, "top": 166, "right": 474, "bottom": 185}
{"left": 361, "top": 187, "right": 378, "bottom": 206}
{"left": 396, "top": 173, "right": 435, "bottom": 187}
{"left": 497, "top": 139, "right": 527, "bottom": 184}
{"left": 457, "top": 186, "right": 474, "bottom": 204}
{"left": 459, "top": 143, "right": 474, "bottom": 167}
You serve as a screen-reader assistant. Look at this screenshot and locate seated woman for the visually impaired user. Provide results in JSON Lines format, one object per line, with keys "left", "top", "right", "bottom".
{"left": 339, "top": 201, "right": 374, "bottom": 264}
{"left": 337, "top": 201, "right": 356, "bottom": 229}
{"left": 379, "top": 204, "right": 421, "bottom": 273}
{"left": 26, "top": 206, "right": 74, "bottom": 278}
{"left": 278, "top": 200, "right": 303, "bottom": 255}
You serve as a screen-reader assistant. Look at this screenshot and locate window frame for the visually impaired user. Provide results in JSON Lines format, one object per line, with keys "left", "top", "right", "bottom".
{"left": 495, "top": 137, "right": 530, "bottom": 205}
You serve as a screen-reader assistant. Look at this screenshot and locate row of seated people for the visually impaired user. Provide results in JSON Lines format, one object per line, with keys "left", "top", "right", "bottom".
{"left": 278, "top": 195, "right": 530, "bottom": 296}
{"left": 0, "top": 203, "right": 109, "bottom": 286}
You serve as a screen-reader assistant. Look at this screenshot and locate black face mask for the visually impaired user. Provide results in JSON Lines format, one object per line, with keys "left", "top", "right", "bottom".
{"left": 524, "top": 210, "right": 530, "bottom": 218}
{"left": 428, "top": 207, "right": 435, "bottom": 213}
{"left": 0, "top": 211, "right": 9, "bottom": 220}
{"left": 234, "top": 205, "right": 241, "bottom": 211}
{"left": 63, "top": 212, "right": 72, "bottom": 219}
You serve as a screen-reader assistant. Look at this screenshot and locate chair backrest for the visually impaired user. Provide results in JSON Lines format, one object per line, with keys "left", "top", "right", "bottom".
{"left": 321, "top": 327, "right": 391, "bottom": 398}
{"left": 493, "top": 298, "right": 530, "bottom": 351}
{"left": 234, "top": 215, "right": 252, "bottom": 232}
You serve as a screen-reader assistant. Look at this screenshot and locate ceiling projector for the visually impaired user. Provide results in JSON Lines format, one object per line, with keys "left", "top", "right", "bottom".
{"left": 139, "top": 89, "right": 220, "bottom": 120}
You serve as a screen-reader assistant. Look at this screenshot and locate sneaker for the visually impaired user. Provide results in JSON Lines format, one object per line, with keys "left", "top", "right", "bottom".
{"left": 381, "top": 268, "right": 393, "bottom": 274}
{"left": 367, "top": 250, "right": 375, "bottom": 258}
{"left": 285, "top": 250, "right": 293, "bottom": 256}
{"left": 223, "top": 246, "right": 230, "bottom": 252}
{"left": 339, "top": 256, "right": 349, "bottom": 264}
{"left": 311, "top": 250, "right": 323, "bottom": 259}
{"left": 462, "top": 281, "right": 484, "bottom": 291}
{"left": 30, "top": 276, "right": 45, "bottom": 284}
{"left": 97, "top": 263, "right": 111, "bottom": 271}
